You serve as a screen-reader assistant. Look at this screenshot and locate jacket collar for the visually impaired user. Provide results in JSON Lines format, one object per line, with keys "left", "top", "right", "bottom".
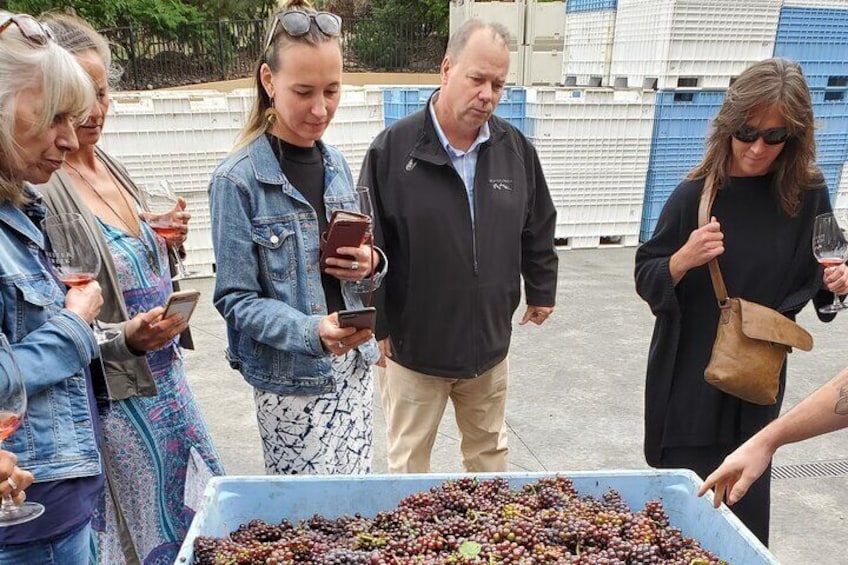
{"left": 410, "top": 89, "right": 507, "bottom": 166}
{"left": 0, "top": 185, "right": 46, "bottom": 248}
{"left": 248, "top": 134, "right": 343, "bottom": 197}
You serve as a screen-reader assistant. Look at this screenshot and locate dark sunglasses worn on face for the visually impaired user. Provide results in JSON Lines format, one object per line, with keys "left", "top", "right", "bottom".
{"left": 0, "top": 13, "right": 54, "bottom": 46}
{"left": 733, "top": 125, "right": 791, "bottom": 145}
{"left": 265, "top": 10, "right": 342, "bottom": 51}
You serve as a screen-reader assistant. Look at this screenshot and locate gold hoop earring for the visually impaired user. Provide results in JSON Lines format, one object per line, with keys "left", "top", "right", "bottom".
{"left": 264, "top": 106, "right": 279, "bottom": 127}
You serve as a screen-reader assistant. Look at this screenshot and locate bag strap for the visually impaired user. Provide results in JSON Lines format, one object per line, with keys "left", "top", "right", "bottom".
{"left": 697, "top": 177, "right": 729, "bottom": 304}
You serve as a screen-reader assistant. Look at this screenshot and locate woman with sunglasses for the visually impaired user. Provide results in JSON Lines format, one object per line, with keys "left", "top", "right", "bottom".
{"left": 0, "top": 11, "right": 106, "bottom": 565}
{"left": 209, "top": 0, "right": 384, "bottom": 476}
{"left": 635, "top": 57, "right": 848, "bottom": 545}
{"left": 35, "top": 13, "right": 224, "bottom": 564}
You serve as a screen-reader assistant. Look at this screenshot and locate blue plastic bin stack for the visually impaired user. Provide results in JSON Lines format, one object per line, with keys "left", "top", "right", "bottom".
{"left": 639, "top": 3, "right": 848, "bottom": 242}
{"left": 566, "top": 0, "right": 618, "bottom": 13}
{"left": 639, "top": 91, "right": 725, "bottom": 242}
{"left": 382, "top": 86, "right": 527, "bottom": 134}
{"left": 774, "top": 5, "right": 848, "bottom": 196}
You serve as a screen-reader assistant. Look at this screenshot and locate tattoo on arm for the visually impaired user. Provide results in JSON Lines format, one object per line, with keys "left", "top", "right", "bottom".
{"left": 833, "top": 372, "right": 848, "bottom": 415}
{"left": 836, "top": 385, "right": 848, "bottom": 416}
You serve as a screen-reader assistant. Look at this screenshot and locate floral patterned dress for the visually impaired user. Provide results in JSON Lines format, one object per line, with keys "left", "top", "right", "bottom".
{"left": 90, "top": 220, "right": 223, "bottom": 565}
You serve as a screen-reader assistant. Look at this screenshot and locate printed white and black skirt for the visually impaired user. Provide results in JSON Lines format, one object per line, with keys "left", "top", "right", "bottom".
{"left": 253, "top": 350, "right": 373, "bottom": 475}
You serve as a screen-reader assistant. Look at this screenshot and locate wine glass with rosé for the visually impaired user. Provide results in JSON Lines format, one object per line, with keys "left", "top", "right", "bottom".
{"left": 41, "top": 213, "right": 120, "bottom": 344}
{"left": 143, "top": 179, "right": 196, "bottom": 280}
{"left": 812, "top": 212, "right": 848, "bottom": 313}
{"left": 0, "top": 335, "right": 45, "bottom": 526}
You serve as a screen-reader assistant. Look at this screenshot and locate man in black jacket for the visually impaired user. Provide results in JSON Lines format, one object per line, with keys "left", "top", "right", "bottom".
{"left": 358, "top": 19, "right": 558, "bottom": 473}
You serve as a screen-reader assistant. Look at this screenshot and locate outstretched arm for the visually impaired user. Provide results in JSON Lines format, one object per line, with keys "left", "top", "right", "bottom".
{"left": 698, "top": 368, "right": 848, "bottom": 506}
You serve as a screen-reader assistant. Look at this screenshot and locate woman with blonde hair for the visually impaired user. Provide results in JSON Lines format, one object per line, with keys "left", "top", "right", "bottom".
{"left": 635, "top": 57, "right": 848, "bottom": 544}
{"left": 0, "top": 11, "right": 106, "bottom": 564}
{"left": 37, "top": 12, "right": 224, "bottom": 564}
{"left": 209, "top": 0, "right": 386, "bottom": 475}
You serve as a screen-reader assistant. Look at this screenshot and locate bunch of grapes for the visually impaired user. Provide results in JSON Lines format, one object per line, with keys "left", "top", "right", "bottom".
{"left": 192, "top": 477, "right": 729, "bottom": 564}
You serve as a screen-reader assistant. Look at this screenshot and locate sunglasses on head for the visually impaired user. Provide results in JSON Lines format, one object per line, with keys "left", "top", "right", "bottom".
{"left": 0, "top": 13, "right": 54, "bottom": 46}
{"left": 264, "top": 10, "right": 342, "bottom": 51}
{"left": 732, "top": 124, "right": 790, "bottom": 145}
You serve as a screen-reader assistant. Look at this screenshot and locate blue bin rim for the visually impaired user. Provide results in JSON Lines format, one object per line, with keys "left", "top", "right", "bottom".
{"left": 177, "top": 469, "right": 778, "bottom": 564}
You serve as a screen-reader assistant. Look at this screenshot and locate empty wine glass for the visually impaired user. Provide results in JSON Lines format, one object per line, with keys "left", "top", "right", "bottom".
{"left": 0, "top": 336, "right": 45, "bottom": 526}
{"left": 143, "top": 179, "right": 197, "bottom": 280}
{"left": 812, "top": 212, "right": 848, "bottom": 313}
{"left": 352, "top": 185, "right": 376, "bottom": 297}
{"left": 42, "top": 213, "right": 121, "bottom": 344}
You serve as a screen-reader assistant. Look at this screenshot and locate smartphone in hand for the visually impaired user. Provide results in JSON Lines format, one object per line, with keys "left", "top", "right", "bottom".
{"left": 337, "top": 307, "right": 376, "bottom": 331}
{"left": 319, "top": 210, "right": 370, "bottom": 270}
{"left": 163, "top": 289, "right": 200, "bottom": 323}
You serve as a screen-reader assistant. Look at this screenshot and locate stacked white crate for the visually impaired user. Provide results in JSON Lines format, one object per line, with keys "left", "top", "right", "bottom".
{"left": 451, "top": 1, "right": 528, "bottom": 84}
{"left": 562, "top": 8, "right": 617, "bottom": 86}
{"left": 782, "top": 0, "right": 848, "bottom": 6}
{"left": 524, "top": 1, "right": 566, "bottom": 85}
{"left": 526, "top": 87, "right": 656, "bottom": 247}
{"left": 100, "top": 87, "right": 385, "bottom": 276}
{"left": 609, "top": 0, "right": 782, "bottom": 89}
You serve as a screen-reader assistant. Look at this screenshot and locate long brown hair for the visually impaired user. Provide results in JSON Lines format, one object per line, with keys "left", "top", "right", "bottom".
{"left": 688, "top": 58, "right": 818, "bottom": 216}
{"left": 233, "top": 0, "right": 341, "bottom": 151}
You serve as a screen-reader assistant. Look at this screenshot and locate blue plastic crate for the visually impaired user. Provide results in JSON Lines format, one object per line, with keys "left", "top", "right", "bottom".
{"left": 177, "top": 471, "right": 778, "bottom": 564}
{"left": 774, "top": 7, "right": 848, "bottom": 89}
{"left": 382, "top": 86, "right": 527, "bottom": 133}
{"left": 640, "top": 90, "right": 725, "bottom": 240}
{"left": 820, "top": 162, "right": 844, "bottom": 201}
{"left": 640, "top": 167, "right": 693, "bottom": 242}
{"left": 566, "top": 0, "right": 617, "bottom": 13}
{"left": 812, "top": 89, "right": 848, "bottom": 163}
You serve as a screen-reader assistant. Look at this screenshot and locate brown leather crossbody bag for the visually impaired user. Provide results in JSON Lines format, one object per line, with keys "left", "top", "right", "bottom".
{"left": 698, "top": 178, "right": 813, "bottom": 405}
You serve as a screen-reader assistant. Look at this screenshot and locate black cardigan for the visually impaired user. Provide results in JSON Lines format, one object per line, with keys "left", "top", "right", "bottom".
{"left": 634, "top": 173, "right": 834, "bottom": 465}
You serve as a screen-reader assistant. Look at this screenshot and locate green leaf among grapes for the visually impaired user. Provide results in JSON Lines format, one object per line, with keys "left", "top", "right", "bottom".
{"left": 459, "top": 540, "right": 481, "bottom": 558}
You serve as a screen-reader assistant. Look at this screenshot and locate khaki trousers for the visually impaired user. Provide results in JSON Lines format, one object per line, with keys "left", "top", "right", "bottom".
{"left": 377, "top": 357, "right": 509, "bottom": 473}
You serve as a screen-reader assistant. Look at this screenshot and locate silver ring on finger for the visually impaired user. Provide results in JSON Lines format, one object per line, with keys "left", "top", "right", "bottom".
{"left": 350, "top": 261, "right": 360, "bottom": 271}
{"left": 6, "top": 477, "right": 17, "bottom": 491}
{"left": 338, "top": 341, "right": 345, "bottom": 348}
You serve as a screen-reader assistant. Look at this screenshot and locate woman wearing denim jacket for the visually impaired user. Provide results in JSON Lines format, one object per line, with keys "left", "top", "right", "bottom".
{"left": 209, "top": 0, "right": 385, "bottom": 475}
{"left": 0, "top": 12, "right": 105, "bottom": 565}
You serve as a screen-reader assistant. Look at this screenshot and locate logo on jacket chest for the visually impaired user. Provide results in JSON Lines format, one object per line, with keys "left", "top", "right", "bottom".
{"left": 490, "top": 178, "right": 513, "bottom": 191}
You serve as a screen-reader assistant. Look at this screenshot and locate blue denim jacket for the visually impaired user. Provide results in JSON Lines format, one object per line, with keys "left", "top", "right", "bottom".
{"left": 0, "top": 189, "right": 101, "bottom": 482}
{"left": 209, "top": 136, "right": 382, "bottom": 395}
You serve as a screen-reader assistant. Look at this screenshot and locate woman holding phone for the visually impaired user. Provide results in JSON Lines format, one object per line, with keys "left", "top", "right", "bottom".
{"left": 36, "top": 13, "right": 222, "bottom": 565}
{"left": 209, "top": 0, "right": 386, "bottom": 476}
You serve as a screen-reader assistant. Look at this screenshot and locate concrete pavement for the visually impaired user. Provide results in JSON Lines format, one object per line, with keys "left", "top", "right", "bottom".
{"left": 180, "top": 246, "right": 848, "bottom": 564}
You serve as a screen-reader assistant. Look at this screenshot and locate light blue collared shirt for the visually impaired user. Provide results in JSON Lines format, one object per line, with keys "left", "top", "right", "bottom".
{"left": 429, "top": 98, "right": 490, "bottom": 224}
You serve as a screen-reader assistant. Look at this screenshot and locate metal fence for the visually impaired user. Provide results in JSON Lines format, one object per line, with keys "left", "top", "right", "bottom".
{"left": 101, "top": 18, "right": 448, "bottom": 90}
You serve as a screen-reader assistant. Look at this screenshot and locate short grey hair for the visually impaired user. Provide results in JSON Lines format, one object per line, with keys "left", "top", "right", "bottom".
{"left": 0, "top": 11, "right": 93, "bottom": 204}
{"left": 40, "top": 12, "right": 122, "bottom": 88}
{"left": 445, "top": 19, "right": 509, "bottom": 60}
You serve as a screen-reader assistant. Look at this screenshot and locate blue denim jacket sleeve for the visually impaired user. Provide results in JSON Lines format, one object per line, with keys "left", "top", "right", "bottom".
{"left": 7, "top": 309, "right": 97, "bottom": 397}
{"left": 210, "top": 171, "right": 325, "bottom": 357}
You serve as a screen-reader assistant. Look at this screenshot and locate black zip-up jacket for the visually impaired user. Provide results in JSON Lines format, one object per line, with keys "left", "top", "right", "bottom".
{"left": 359, "top": 95, "right": 558, "bottom": 378}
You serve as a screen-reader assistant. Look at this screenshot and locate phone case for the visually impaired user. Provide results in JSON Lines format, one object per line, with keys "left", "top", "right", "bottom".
{"left": 163, "top": 291, "right": 200, "bottom": 322}
{"left": 337, "top": 307, "right": 377, "bottom": 331}
{"left": 319, "top": 210, "right": 370, "bottom": 270}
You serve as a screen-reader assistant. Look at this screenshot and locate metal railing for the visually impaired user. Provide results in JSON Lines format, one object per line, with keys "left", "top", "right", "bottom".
{"left": 101, "top": 18, "right": 447, "bottom": 90}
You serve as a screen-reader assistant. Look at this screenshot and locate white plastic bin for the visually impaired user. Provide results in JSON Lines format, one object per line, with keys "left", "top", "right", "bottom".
{"left": 563, "top": 8, "right": 617, "bottom": 86}
{"left": 100, "top": 87, "right": 385, "bottom": 276}
{"left": 527, "top": 87, "right": 656, "bottom": 247}
{"left": 609, "top": 0, "right": 782, "bottom": 89}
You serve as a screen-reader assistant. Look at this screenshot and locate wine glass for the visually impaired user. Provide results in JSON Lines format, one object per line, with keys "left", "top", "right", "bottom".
{"left": 143, "top": 179, "right": 197, "bottom": 280}
{"left": 352, "top": 185, "right": 376, "bottom": 298}
{"left": 41, "top": 213, "right": 121, "bottom": 344}
{"left": 0, "top": 336, "right": 45, "bottom": 526}
{"left": 812, "top": 212, "right": 848, "bottom": 313}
